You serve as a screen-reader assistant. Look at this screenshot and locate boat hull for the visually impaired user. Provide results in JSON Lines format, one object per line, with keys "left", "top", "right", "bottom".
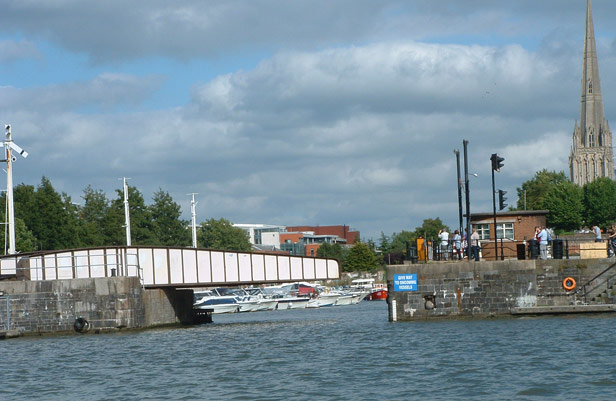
{"left": 367, "top": 289, "right": 388, "bottom": 301}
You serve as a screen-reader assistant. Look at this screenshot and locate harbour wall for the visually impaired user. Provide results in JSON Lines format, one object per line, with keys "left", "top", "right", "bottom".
{"left": 386, "top": 258, "right": 614, "bottom": 321}
{"left": 0, "top": 277, "right": 197, "bottom": 336}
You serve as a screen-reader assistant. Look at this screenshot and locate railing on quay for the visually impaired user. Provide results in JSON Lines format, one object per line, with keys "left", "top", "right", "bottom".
{"left": 574, "top": 260, "right": 616, "bottom": 304}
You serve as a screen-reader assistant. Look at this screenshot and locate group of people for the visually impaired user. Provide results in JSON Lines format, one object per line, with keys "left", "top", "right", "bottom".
{"left": 437, "top": 228, "right": 481, "bottom": 261}
{"left": 534, "top": 226, "right": 551, "bottom": 260}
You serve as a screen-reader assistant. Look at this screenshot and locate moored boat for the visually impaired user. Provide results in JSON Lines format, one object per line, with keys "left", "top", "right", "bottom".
{"left": 307, "top": 293, "right": 340, "bottom": 308}
{"left": 193, "top": 291, "right": 240, "bottom": 314}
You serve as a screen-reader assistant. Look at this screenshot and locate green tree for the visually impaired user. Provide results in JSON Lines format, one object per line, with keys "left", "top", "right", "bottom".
{"left": 583, "top": 177, "right": 616, "bottom": 229}
{"left": 544, "top": 181, "right": 583, "bottom": 233}
{"left": 391, "top": 231, "right": 416, "bottom": 254}
{"left": 79, "top": 185, "right": 109, "bottom": 246}
{"left": 29, "top": 177, "right": 79, "bottom": 250}
{"left": 150, "top": 189, "right": 191, "bottom": 247}
{"left": 198, "top": 218, "right": 252, "bottom": 251}
{"left": 414, "top": 218, "right": 448, "bottom": 241}
{"left": 0, "top": 188, "right": 38, "bottom": 252}
{"left": 343, "top": 241, "right": 378, "bottom": 272}
{"left": 316, "top": 242, "right": 348, "bottom": 263}
{"left": 104, "top": 185, "right": 154, "bottom": 246}
{"left": 516, "top": 170, "right": 568, "bottom": 210}
{"left": 378, "top": 232, "right": 391, "bottom": 253}
{"left": 13, "top": 183, "right": 37, "bottom": 235}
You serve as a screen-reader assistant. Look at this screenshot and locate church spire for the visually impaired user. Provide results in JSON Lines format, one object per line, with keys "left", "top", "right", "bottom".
{"left": 580, "top": 0, "right": 604, "bottom": 131}
{"left": 569, "top": 0, "right": 615, "bottom": 185}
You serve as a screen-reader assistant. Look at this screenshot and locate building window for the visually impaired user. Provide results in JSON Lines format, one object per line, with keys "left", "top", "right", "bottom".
{"left": 474, "top": 224, "right": 490, "bottom": 240}
{"left": 495, "top": 223, "right": 514, "bottom": 240}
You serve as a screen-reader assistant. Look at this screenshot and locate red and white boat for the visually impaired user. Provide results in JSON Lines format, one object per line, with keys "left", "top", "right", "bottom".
{"left": 351, "top": 278, "right": 388, "bottom": 301}
{"left": 367, "top": 284, "right": 388, "bottom": 301}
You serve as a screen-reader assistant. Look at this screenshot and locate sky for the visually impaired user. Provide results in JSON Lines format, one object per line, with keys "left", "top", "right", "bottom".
{"left": 1, "top": 0, "right": 616, "bottom": 242}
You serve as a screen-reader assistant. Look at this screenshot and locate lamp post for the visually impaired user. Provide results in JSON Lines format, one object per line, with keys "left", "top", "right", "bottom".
{"left": 454, "top": 149, "right": 463, "bottom": 235}
{"left": 463, "top": 140, "right": 471, "bottom": 260}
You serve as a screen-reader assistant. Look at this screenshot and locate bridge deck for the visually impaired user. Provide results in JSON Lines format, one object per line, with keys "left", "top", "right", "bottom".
{"left": 0, "top": 246, "right": 340, "bottom": 287}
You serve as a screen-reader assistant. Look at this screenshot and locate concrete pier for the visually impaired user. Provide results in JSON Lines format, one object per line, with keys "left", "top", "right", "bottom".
{"left": 0, "top": 276, "right": 203, "bottom": 337}
{"left": 387, "top": 258, "right": 616, "bottom": 321}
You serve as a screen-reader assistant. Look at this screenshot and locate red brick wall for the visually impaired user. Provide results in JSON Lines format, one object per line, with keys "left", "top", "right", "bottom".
{"left": 285, "top": 225, "right": 359, "bottom": 244}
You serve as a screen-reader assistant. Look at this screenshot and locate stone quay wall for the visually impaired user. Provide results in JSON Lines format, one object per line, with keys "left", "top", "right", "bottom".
{"left": 386, "top": 258, "right": 614, "bottom": 321}
{"left": 0, "top": 277, "right": 195, "bottom": 335}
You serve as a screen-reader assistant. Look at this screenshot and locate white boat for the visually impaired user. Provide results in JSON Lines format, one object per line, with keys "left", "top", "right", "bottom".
{"left": 307, "top": 293, "right": 340, "bottom": 308}
{"left": 244, "top": 288, "right": 279, "bottom": 311}
{"left": 193, "top": 291, "right": 240, "bottom": 314}
{"left": 276, "top": 296, "right": 310, "bottom": 310}
{"left": 334, "top": 294, "right": 355, "bottom": 306}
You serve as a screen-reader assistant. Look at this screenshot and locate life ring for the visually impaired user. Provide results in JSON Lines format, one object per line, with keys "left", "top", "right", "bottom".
{"left": 563, "top": 277, "right": 576, "bottom": 291}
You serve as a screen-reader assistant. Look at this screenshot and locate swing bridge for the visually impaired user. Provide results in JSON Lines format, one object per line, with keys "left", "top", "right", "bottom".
{"left": 0, "top": 246, "right": 341, "bottom": 287}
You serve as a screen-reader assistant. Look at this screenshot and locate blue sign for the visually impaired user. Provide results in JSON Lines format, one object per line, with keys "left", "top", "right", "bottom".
{"left": 394, "top": 274, "right": 417, "bottom": 292}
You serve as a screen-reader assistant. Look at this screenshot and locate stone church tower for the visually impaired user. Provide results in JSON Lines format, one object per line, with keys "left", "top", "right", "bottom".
{"left": 569, "top": 0, "right": 615, "bottom": 185}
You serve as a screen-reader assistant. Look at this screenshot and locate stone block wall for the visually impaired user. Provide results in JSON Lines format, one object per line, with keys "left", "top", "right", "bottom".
{"left": 0, "top": 277, "right": 148, "bottom": 335}
{"left": 387, "top": 258, "right": 612, "bottom": 321}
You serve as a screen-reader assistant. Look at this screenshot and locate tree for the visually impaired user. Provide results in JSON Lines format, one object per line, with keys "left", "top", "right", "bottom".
{"left": 343, "top": 242, "right": 378, "bottom": 272}
{"left": 378, "top": 232, "right": 391, "bottom": 253}
{"left": 317, "top": 242, "right": 348, "bottom": 263}
{"left": 583, "top": 177, "right": 616, "bottom": 229}
{"left": 150, "top": 189, "right": 191, "bottom": 247}
{"left": 414, "top": 218, "right": 448, "bottom": 241}
{"left": 516, "top": 170, "right": 568, "bottom": 210}
{"left": 544, "top": 181, "right": 583, "bottom": 233}
{"left": 104, "top": 185, "right": 154, "bottom": 246}
{"left": 30, "top": 177, "right": 79, "bottom": 250}
{"left": 79, "top": 185, "right": 109, "bottom": 246}
{"left": 391, "top": 231, "right": 416, "bottom": 254}
{"left": 198, "top": 218, "right": 252, "bottom": 252}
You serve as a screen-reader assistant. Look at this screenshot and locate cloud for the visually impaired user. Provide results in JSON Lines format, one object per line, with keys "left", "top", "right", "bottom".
{"left": 1, "top": 1, "right": 613, "bottom": 240}
{"left": 0, "top": 73, "right": 164, "bottom": 112}
{"left": 0, "top": 39, "right": 42, "bottom": 63}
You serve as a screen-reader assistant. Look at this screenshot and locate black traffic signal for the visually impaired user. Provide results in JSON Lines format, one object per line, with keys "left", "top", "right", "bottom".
{"left": 498, "top": 189, "right": 507, "bottom": 210}
{"left": 491, "top": 153, "right": 505, "bottom": 172}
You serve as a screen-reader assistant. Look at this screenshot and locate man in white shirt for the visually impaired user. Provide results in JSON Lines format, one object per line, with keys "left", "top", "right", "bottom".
{"left": 438, "top": 229, "right": 449, "bottom": 260}
{"left": 537, "top": 226, "right": 550, "bottom": 260}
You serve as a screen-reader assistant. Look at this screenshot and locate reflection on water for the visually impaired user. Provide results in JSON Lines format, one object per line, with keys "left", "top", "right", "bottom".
{"left": 1, "top": 302, "right": 616, "bottom": 400}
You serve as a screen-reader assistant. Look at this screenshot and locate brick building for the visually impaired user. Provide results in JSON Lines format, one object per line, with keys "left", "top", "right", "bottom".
{"left": 470, "top": 210, "right": 548, "bottom": 260}
{"left": 285, "top": 225, "right": 359, "bottom": 245}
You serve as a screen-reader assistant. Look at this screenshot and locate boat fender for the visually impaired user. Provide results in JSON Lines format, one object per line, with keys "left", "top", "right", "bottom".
{"left": 563, "top": 277, "right": 576, "bottom": 291}
{"left": 74, "top": 317, "right": 91, "bottom": 333}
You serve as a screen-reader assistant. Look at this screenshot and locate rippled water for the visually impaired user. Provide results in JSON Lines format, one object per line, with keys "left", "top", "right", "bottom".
{"left": 2, "top": 301, "right": 616, "bottom": 400}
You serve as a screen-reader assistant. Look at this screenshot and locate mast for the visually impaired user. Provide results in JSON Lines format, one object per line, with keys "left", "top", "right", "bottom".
{"left": 5, "top": 128, "right": 15, "bottom": 255}
{"left": 189, "top": 193, "right": 198, "bottom": 248}
{"left": 3, "top": 125, "right": 28, "bottom": 255}
{"left": 123, "top": 177, "right": 131, "bottom": 246}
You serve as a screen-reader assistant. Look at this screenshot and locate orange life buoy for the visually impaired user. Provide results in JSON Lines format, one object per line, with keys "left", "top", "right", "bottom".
{"left": 563, "top": 277, "right": 576, "bottom": 291}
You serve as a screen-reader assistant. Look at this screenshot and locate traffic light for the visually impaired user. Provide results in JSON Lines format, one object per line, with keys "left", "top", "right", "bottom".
{"left": 498, "top": 189, "right": 507, "bottom": 210}
{"left": 491, "top": 153, "right": 505, "bottom": 172}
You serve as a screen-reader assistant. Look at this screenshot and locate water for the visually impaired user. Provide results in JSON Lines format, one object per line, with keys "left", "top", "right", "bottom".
{"left": 1, "top": 302, "right": 616, "bottom": 400}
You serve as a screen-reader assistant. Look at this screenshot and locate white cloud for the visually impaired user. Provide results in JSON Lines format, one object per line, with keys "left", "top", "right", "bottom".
{"left": 1, "top": 1, "right": 613, "bottom": 240}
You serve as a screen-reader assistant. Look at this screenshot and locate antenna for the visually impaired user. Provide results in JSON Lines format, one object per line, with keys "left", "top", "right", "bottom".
{"left": 4, "top": 124, "right": 28, "bottom": 255}
{"left": 120, "top": 177, "right": 131, "bottom": 246}
{"left": 188, "top": 193, "right": 198, "bottom": 248}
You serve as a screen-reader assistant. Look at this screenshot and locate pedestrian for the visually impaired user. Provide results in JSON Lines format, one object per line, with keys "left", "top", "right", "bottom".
{"left": 593, "top": 225, "right": 602, "bottom": 242}
{"left": 470, "top": 228, "right": 480, "bottom": 261}
{"left": 438, "top": 228, "right": 449, "bottom": 260}
{"left": 537, "top": 226, "right": 550, "bottom": 260}
{"left": 453, "top": 230, "right": 462, "bottom": 260}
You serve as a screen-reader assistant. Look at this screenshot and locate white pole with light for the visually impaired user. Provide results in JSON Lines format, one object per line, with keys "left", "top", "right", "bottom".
{"left": 122, "top": 177, "right": 131, "bottom": 246}
{"left": 189, "top": 193, "right": 198, "bottom": 248}
{"left": 4, "top": 125, "right": 28, "bottom": 255}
